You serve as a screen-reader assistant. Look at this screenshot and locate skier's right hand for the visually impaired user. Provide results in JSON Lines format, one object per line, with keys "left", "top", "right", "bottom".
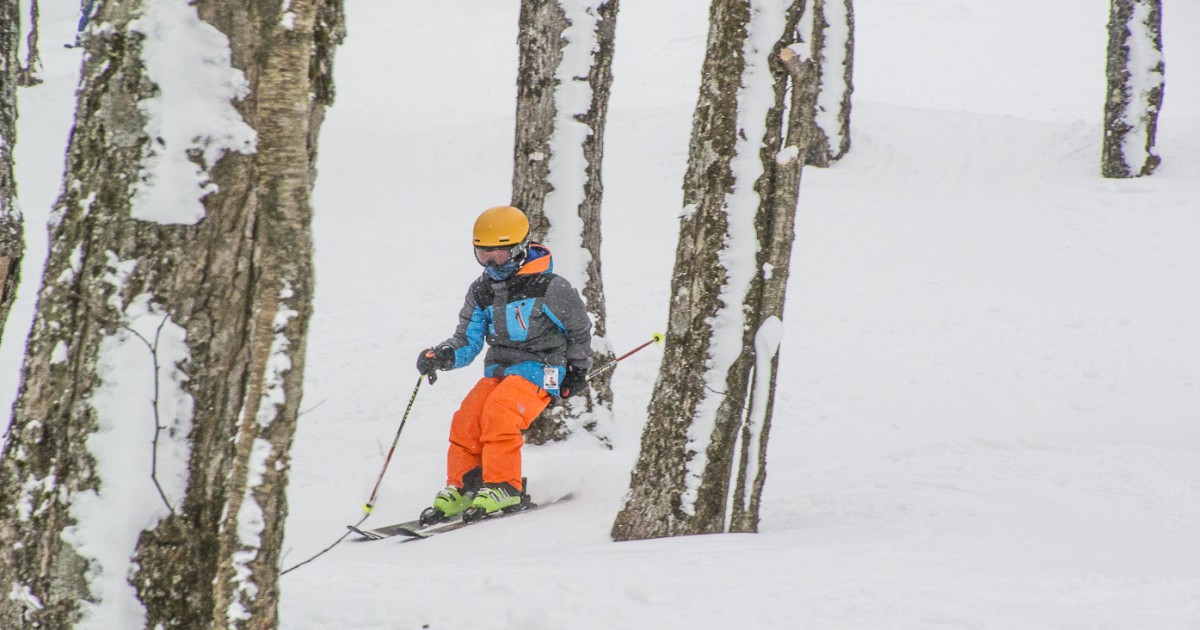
{"left": 417, "top": 345, "right": 455, "bottom": 376}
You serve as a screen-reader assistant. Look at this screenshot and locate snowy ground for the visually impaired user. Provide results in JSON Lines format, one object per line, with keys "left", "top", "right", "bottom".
{"left": 5, "top": 1, "right": 1200, "bottom": 629}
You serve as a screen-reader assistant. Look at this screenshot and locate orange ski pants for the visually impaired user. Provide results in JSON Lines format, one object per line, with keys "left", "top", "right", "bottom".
{"left": 447, "top": 375, "right": 550, "bottom": 493}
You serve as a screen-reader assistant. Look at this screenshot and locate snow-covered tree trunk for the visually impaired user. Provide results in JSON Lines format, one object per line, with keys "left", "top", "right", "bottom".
{"left": 803, "top": 0, "right": 852, "bottom": 167}
{"left": 0, "top": 0, "right": 25, "bottom": 345}
{"left": 511, "top": 0, "right": 619, "bottom": 446}
{"left": 0, "top": 0, "right": 344, "bottom": 627}
{"left": 1101, "top": 0, "right": 1163, "bottom": 178}
{"left": 612, "top": 0, "right": 817, "bottom": 541}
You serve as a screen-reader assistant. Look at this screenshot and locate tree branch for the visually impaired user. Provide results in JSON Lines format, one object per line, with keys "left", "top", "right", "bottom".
{"left": 123, "top": 315, "right": 175, "bottom": 514}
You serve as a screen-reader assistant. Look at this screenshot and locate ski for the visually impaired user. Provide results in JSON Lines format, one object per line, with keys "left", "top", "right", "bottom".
{"left": 399, "top": 492, "right": 575, "bottom": 540}
{"left": 349, "top": 493, "right": 575, "bottom": 542}
{"left": 346, "top": 513, "right": 461, "bottom": 541}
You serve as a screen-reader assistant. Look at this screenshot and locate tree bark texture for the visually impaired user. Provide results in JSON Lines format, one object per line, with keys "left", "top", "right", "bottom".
{"left": 512, "top": 0, "right": 619, "bottom": 446}
{"left": 804, "top": 0, "right": 853, "bottom": 167}
{"left": 0, "top": 0, "right": 25, "bottom": 348}
{"left": 611, "top": 0, "right": 814, "bottom": 541}
{"left": 0, "top": 0, "right": 344, "bottom": 627}
{"left": 1101, "top": 0, "right": 1163, "bottom": 178}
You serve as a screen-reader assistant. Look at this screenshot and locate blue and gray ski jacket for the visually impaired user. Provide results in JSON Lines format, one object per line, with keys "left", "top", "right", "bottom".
{"left": 440, "top": 244, "right": 593, "bottom": 396}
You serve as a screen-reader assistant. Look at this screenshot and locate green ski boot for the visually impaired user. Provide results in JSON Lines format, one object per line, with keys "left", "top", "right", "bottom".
{"left": 419, "top": 486, "right": 474, "bottom": 526}
{"left": 462, "top": 481, "right": 528, "bottom": 522}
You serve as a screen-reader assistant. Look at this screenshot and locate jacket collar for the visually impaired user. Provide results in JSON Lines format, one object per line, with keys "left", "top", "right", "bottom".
{"left": 516, "top": 243, "right": 552, "bottom": 276}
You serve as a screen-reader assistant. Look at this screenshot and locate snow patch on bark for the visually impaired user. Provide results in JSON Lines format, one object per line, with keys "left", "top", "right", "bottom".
{"left": 280, "top": 0, "right": 297, "bottom": 30}
{"left": 775, "top": 145, "right": 800, "bottom": 165}
{"left": 16, "top": 472, "right": 57, "bottom": 521}
{"left": 257, "top": 283, "right": 299, "bottom": 428}
{"left": 7, "top": 584, "right": 44, "bottom": 612}
{"left": 128, "top": 0, "right": 257, "bottom": 225}
{"left": 64, "top": 290, "right": 194, "bottom": 629}
{"left": 102, "top": 251, "right": 138, "bottom": 310}
{"left": 69, "top": 243, "right": 84, "bottom": 274}
{"left": 227, "top": 438, "right": 274, "bottom": 627}
{"left": 50, "top": 341, "right": 68, "bottom": 364}
{"left": 684, "top": 0, "right": 788, "bottom": 516}
{"left": 740, "top": 317, "right": 782, "bottom": 507}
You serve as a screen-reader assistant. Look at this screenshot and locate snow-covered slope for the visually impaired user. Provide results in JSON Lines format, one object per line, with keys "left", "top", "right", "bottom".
{"left": 7, "top": 1, "right": 1199, "bottom": 629}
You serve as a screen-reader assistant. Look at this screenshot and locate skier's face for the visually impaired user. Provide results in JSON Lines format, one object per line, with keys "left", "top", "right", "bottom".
{"left": 474, "top": 245, "right": 516, "bottom": 267}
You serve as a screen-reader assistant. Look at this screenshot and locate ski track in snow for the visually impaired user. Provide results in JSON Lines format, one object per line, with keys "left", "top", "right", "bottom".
{"left": 3, "top": 1, "right": 1199, "bottom": 629}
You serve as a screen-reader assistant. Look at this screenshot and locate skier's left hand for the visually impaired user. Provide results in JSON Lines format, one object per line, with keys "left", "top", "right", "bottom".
{"left": 560, "top": 366, "right": 588, "bottom": 398}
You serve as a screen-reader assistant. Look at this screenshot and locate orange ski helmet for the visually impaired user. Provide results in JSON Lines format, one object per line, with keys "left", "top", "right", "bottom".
{"left": 473, "top": 206, "right": 530, "bottom": 247}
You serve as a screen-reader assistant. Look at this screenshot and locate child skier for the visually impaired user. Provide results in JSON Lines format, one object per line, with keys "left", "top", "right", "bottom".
{"left": 416, "top": 206, "right": 593, "bottom": 523}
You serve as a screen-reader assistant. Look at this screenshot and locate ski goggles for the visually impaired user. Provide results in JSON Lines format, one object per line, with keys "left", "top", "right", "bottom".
{"left": 474, "top": 244, "right": 520, "bottom": 266}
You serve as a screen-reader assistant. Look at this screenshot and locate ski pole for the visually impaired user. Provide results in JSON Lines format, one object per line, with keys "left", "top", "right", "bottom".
{"left": 362, "top": 373, "right": 429, "bottom": 514}
{"left": 281, "top": 374, "right": 430, "bottom": 576}
{"left": 586, "top": 332, "right": 664, "bottom": 381}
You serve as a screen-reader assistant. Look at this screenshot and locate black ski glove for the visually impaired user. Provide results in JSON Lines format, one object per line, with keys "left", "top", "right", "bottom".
{"left": 559, "top": 365, "right": 588, "bottom": 398}
{"left": 417, "top": 345, "right": 455, "bottom": 376}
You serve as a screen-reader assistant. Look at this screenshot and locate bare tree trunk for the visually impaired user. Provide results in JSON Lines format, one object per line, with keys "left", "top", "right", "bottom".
{"left": 804, "top": 0, "right": 853, "bottom": 167}
{"left": 1101, "top": 0, "right": 1163, "bottom": 178}
{"left": 0, "top": 0, "right": 25, "bottom": 345}
{"left": 512, "top": 0, "right": 619, "bottom": 446}
{"left": 0, "top": 0, "right": 344, "bottom": 627}
{"left": 612, "top": 0, "right": 815, "bottom": 541}
{"left": 729, "top": 47, "right": 818, "bottom": 532}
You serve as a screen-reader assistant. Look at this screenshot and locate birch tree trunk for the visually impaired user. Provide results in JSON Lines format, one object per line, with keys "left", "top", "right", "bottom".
{"left": 612, "top": 0, "right": 817, "bottom": 541}
{"left": 1101, "top": 0, "right": 1163, "bottom": 178}
{"left": 512, "top": 0, "right": 619, "bottom": 446}
{"left": 804, "top": 0, "right": 853, "bottom": 167}
{"left": 0, "top": 1, "right": 344, "bottom": 627}
{"left": 0, "top": 0, "right": 24, "bottom": 345}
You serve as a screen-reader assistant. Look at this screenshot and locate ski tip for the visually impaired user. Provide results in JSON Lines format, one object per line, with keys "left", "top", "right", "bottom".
{"left": 347, "top": 525, "right": 383, "bottom": 541}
